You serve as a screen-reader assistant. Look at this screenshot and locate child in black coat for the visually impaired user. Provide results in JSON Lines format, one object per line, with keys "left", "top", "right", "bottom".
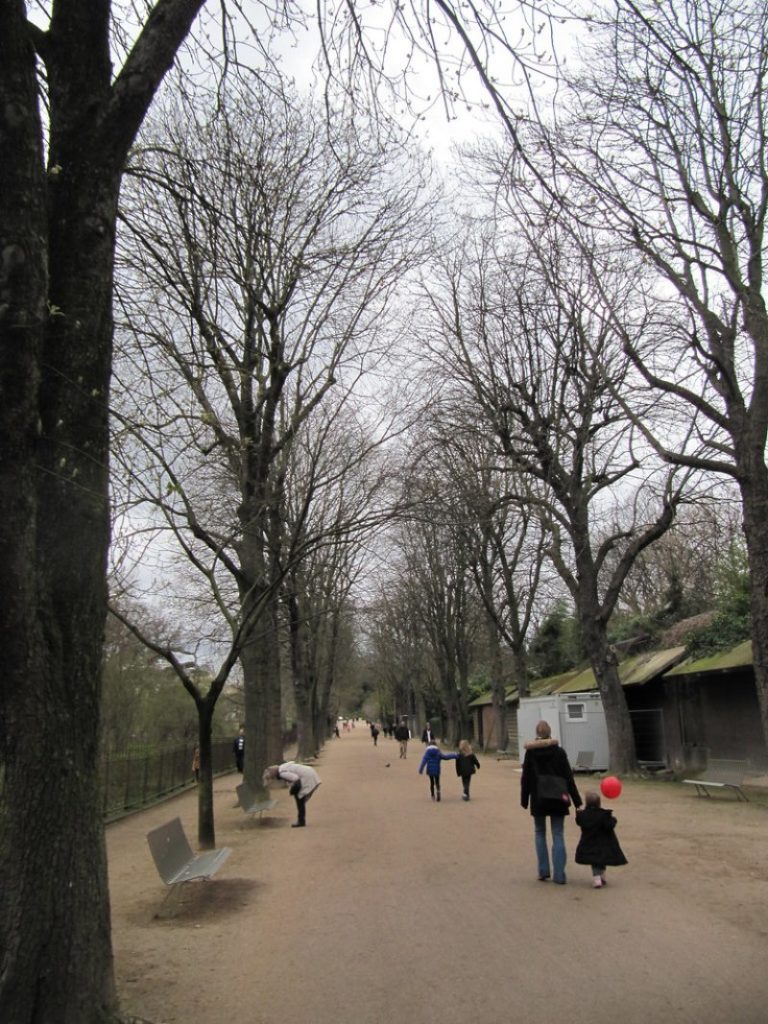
{"left": 455, "top": 740, "right": 480, "bottom": 801}
{"left": 575, "top": 790, "right": 628, "bottom": 888}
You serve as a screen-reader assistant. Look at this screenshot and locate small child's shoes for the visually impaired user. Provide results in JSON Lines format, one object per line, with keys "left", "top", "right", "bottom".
{"left": 592, "top": 876, "right": 603, "bottom": 888}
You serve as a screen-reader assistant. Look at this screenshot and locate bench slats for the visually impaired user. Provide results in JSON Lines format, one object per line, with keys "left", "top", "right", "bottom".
{"left": 147, "top": 817, "right": 232, "bottom": 886}
{"left": 170, "top": 847, "right": 232, "bottom": 885}
{"left": 236, "top": 782, "right": 277, "bottom": 820}
{"left": 682, "top": 759, "right": 749, "bottom": 802}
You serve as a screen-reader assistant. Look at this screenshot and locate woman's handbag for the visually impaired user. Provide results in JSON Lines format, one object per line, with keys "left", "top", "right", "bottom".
{"left": 537, "top": 774, "right": 571, "bottom": 804}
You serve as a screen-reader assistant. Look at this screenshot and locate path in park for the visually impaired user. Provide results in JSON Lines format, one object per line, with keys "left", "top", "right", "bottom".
{"left": 107, "top": 726, "right": 768, "bottom": 1024}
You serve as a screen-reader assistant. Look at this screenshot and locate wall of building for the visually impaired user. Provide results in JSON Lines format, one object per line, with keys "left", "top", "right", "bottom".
{"left": 664, "top": 672, "right": 767, "bottom": 771}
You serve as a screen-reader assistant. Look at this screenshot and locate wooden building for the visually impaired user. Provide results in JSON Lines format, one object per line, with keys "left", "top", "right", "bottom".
{"left": 467, "top": 643, "right": 768, "bottom": 772}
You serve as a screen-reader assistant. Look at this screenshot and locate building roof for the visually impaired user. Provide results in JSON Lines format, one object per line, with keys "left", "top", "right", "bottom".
{"left": 467, "top": 672, "right": 573, "bottom": 709}
{"left": 468, "top": 647, "right": 687, "bottom": 707}
{"left": 469, "top": 638, "right": 755, "bottom": 708}
{"left": 664, "top": 639, "right": 753, "bottom": 678}
{"left": 552, "top": 646, "right": 687, "bottom": 694}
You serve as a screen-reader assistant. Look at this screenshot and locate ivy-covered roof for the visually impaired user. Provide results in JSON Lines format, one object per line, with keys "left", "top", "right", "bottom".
{"left": 554, "top": 646, "right": 687, "bottom": 693}
{"left": 468, "top": 647, "right": 688, "bottom": 706}
{"left": 664, "top": 639, "right": 752, "bottom": 678}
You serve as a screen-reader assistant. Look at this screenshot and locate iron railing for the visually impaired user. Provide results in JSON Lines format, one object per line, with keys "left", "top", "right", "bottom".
{"left": 101, "top": 739, "right": 234, "bottom": 821}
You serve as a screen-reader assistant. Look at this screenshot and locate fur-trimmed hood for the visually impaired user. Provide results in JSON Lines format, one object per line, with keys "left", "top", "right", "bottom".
{"left": 523, "top": 738, "right": 560, "bottom": 751}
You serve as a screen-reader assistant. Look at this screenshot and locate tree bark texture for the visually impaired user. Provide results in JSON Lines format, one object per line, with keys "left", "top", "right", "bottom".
{"left": 486, "top": 622, "right": 509, "bottom": 751}
{"left": 286, "top": 589, "right": 316, "bottom": 760}
{"left": 241, "top": 586, "right": 283, "bottom": 796}
{"left": 196, "top": 700, "right": 217, "bottom": 849}
{"left": 0, "top": 2, "right": 207, "bottom": 1019}
{"left": 1, "top": 11, "right": 115, "bottom": 1019}
{"left": 739, "top": 471, "right": 768, "bottom": 761}
{"left": 579, "top": 611, "right": 639, "bottom": 775}
{"left": 573, "top": 526, "right": 639, "bottom": 775}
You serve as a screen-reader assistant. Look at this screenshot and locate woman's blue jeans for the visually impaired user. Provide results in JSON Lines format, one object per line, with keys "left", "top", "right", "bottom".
{"left": 534, "top": 815, "right": 566, "bottom": 883}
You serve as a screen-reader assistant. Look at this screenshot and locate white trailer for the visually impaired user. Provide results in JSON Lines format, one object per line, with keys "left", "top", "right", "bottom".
{"left": 517, "top": 692, "right": 609, "bottom": 770}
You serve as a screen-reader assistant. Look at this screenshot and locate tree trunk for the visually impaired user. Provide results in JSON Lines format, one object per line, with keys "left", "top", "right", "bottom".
{"left": 441, "top": 668, "right": 459, "bottom": 745}
{"left": 265, "top": 595, "right": 284, "bottom": 765}
{"left": 1, "top": 3, "right": 210, "bottom": 1017}
{"left": 286, "top": 591, "right": 315, "bottom": 760}
{"left": 739, "top": 470, "right": 768, "bottom": 762}
{"left": 1, "top": 693, "right": 116, "bottom": 1023}
{"left": 0, "top": 20, "right": 117, "bottom": 1019}
{"left": 196, "top": 699, "right": 217, "bottom": 849}
{"left": 487, "top": 622, "right": 509, "bottom": 751}
{"left": 316, "top": 613, "right": 339, "bottom": 744}
{"left": 237, "top": 523, "right": 283, "bottom": 792}
{"left": 512, "top": 643, "right": 530, "bottom": 700}
{"left": 580, "top": 615, "right": 639, "bottom": 775}
{"left": 241, "top": 621, "right": 279, "bottom": 798}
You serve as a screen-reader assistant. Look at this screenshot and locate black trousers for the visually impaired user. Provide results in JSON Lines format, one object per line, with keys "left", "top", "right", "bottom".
{"left": 293, "top": 793, "right": 307, "bottom": 824}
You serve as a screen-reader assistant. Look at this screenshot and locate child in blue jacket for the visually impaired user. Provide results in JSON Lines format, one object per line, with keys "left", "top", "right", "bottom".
{"left": 418, "top": 739, "right": 457, "bottom": 802}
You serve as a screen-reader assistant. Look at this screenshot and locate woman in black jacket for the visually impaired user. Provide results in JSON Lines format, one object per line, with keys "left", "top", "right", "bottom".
{"left": 520, "top": 720, "right": 582, "bottom": 884}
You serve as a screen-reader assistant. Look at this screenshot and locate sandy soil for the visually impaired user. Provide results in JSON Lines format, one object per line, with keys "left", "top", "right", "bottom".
{"left": 107, "top": 728, "right": 768, "bottom": 1024}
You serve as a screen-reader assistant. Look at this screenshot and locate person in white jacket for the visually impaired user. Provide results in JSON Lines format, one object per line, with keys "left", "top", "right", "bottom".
{"left": 263, "top": 761, "right": 321, "bottom": 828}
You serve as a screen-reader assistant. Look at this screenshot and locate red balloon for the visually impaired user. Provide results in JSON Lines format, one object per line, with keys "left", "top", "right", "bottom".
{"left": 600, "top": 776, "right": 622, "bottom": 799}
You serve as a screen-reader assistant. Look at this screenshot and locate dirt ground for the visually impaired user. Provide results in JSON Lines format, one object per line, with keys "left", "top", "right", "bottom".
{"left": 107, "top": 727, "right": 768, "bottom": 1024}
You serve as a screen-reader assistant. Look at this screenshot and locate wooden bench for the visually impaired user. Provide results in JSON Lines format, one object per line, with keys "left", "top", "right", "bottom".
{"left": 146, "top": 817, "right": 232, "bottom": 886}
{"left": 236, "top": 781, "right": 277, "bottom": 822}
{"left": 682, "top": 759, "right": 749, "bottom": 802}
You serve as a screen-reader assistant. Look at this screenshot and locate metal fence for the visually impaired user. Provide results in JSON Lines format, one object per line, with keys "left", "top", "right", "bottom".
{"left": 101, "top": 739, "right": 234, "bottom": 821}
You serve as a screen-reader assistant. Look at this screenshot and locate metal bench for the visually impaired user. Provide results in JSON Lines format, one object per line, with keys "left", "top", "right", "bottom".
{"left": 236, "top": 781, "right": 277, "bottom": 822}
{"left": 682, "top": 759, "right": 749, "bottom": 802}
{"left": 146, "top": 817, "right": 232, "bottom": 886}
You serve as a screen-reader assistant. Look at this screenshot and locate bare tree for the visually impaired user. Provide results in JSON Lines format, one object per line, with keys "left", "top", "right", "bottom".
{"left": 612, "top": 500, "right": 741, "bottom": 629}
{"left": 366, "top": 574, "right": 436, "bottom": 729}
{"left": 0, "top": 4, "right": 234, "bottom": 1019}
{"left": 0, "top": 0, "right": 559, "bottom": 1016}
{"left": 396, "top": 391, "right": 552, "bottom": 748}
{"left": 423, "top": 216, "right": 688, "bottom": 772}
{"left": 113, "top": 76, "right": 432, "bottom": 796}
{"left": 549, "top": 0, "right": 768, "bottom": 757}
{"left": 396, "top": 480, "right": 482, "bottom": 743}
{"left": 279, "top": 399, "right": 398, "bottom": 758}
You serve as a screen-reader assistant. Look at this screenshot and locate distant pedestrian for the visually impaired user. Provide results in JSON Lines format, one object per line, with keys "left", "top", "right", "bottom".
{"left": 520, "top": 720, "right": 582, "bottom": 884}
{"left": 371, "top": 722, "right": 380, "bottom": 746}
{"left": 263, "top": 761, "right": 322, "bottom": 828}
{"left": 421, "top": 722, "right": 435, "bottom": 744}
{"left": 394, "top": 719, "right": 410, "bottom": 759}
{"left": 191, "top": 746, "right": 200, "bottom": 783}
{"left": 575, "top": 790, "right": 628, "bottom": 888}
{"left": 455, "top": 739, "right": 480, "bottom": 801}
{"left": 233, "top": 727, "right": 245, "bottom": 773}
{"left": 418, "top": 740, "right": 457, "bottom": 802}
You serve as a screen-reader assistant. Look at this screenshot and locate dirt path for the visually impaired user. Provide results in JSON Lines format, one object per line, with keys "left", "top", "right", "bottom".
{"left": 108, "top": 727, "right": 768, "bottom": 1024}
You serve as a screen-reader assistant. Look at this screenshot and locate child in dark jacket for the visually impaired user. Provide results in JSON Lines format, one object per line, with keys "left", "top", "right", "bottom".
{"left": 575, "top": 790, "right": 628, "bottom": 888}
{"left": 455, "top": 740, "right": 480, "bottom": 801}
{"left": 418, "top": 740, "right": 457, "bottom": 801}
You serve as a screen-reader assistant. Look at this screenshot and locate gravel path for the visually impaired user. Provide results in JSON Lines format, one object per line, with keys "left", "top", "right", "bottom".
{"left": 107, "top": 726, "right": 768, "bottom": 1024}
